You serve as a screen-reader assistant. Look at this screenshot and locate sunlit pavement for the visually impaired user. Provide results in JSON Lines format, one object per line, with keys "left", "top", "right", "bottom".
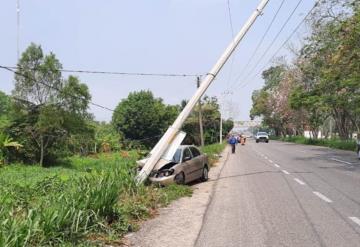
{"left": 195, "top": 140, "right": 360, "bottom": 247}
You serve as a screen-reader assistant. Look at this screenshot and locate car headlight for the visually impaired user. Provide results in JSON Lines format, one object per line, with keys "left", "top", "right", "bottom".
{"left": 158, "top": 169, "right": 175, "bottom": 177}
{"left": 164, "top": 169, "right": 174, "bottom": 176}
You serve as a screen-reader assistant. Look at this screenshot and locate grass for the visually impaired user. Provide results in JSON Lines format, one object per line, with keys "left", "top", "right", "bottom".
{"left": 0, "top": 143, "right": 226, "bottom": 246}
{"left": 201, "top": 142, "right": 227, "bottom": 166}
{"left": 0, "top": 152, "right": 192, "bottom": 246}
{"left": 272, "top": 136, "right": 357, "bottom": 151}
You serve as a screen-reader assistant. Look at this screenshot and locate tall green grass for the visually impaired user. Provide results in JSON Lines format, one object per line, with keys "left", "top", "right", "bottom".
{"left": 201, "top": 142, "right": 227, "bottom": 166}
{"left": 0, "top": 152, "right": 192, "bottom": 246}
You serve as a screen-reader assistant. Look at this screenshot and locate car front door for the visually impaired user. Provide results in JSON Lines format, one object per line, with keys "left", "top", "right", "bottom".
{"left": 189, "top": 147, "right": 204, "bottom": 179}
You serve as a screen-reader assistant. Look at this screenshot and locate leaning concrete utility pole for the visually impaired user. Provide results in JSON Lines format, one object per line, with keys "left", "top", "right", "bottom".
{"left": 136, "top": 0, "right": 270, "bottom": 183}
{"left": 220, "top": 112, "right": 223, "bottom": 143}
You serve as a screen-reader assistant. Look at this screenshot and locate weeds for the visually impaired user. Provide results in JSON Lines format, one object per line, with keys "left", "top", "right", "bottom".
{"left": 0, "top": 143, "right": 224, "bottom": 246}
{"left": 0, "top": 152, "right": 192, "bottom": 246}
{"left": 201, "top": 143, "right": 226, "bottom": 166}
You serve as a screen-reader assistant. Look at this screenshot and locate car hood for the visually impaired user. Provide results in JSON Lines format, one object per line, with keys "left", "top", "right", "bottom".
{"left": 136, "top": 131, "right": 186, "bottom": 171}
{"left": 137, "top": 157, "right": 175, "bottom": 170}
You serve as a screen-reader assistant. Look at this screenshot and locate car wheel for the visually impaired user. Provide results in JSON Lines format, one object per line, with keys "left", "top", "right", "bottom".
{"left": 201, "top": 166, "right": 209, "bottom": 182}
{"left": 256, "top": 140, "right": 259, "bottom": 143}
{"left": 266, "top": 140, "right": 269, "bottom": 143}
{"left": 175, "top": 172, "right": 185, "bottom": 185}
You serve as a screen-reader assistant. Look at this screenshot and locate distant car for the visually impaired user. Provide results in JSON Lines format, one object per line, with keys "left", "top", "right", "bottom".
{"left": 138, "top": 145, "right": 209, "bottom": 186}
{"left": 255, "top": 132, "right": 269, "bottom": 143}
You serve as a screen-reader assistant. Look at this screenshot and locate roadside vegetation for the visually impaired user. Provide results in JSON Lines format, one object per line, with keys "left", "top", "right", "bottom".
{"left": 250, "top": 1, "right": 359, "bottom": 142}
{"left": 0, "top": 141, "right": 227, "bottom": 246}
{"left": 0, "top": 40, "right": 231, "bottom": 246}
{"left": 201, "top": 142, "right": 227, "bottom": 166}
{"left": 271, "top": 136, "right": 357, "bottom": 152}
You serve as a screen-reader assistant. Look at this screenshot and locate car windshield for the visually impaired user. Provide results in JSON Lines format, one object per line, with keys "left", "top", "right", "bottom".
{"left": 258, "top": 132, "right": 268, "bottom": 135}
{"left": 172, "top": 148, "right": 182, "bottom": 163}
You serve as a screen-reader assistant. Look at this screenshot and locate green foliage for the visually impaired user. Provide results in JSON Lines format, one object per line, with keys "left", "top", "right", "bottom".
{"left": 112, "top": 91, "right": 177, "bottom": 148}
{"left": 182, "top": 96, "right": 233, "bottom": 145}
{"left": 93, "top": 121, "right": 122, "bottom": 152}
{"left": 200, "top": 142, "right": 227, "bottom": 166}
{"left": 251, "top": 4, "right": 360, "bottom": 140}
{"left": 10, "top": 43, "right": 93, "bottom": 165}
{"left": 276, "top": 136, "right": 356, "bottom": 151}
{"left": 0, "top": 91, "right": 11, "bottom": 130}
{"left": 0, "top": 133, "right": 23, "bottom": 164}
{"left": 0, "top": 152, "right": 193, "bottom": 246}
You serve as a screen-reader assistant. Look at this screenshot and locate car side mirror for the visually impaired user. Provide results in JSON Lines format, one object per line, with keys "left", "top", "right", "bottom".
{"left": 183, "top": 156, "right": 191, "bottom": 162}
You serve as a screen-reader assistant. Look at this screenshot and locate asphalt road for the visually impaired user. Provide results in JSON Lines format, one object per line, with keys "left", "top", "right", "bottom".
{"left": 195, "top": 140, "right": 360, "bottom": 247}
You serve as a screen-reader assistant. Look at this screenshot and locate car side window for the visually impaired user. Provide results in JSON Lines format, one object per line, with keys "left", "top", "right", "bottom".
{"left": 190, "top": 147, "right": 200, "bottom": 157}
{"left": 182, "top": 148, "right": 192, "bottom": 162}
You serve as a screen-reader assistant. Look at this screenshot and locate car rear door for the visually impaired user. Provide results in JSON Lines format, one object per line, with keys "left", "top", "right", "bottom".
{"left": 189, "top": 147, "right": 204, "bottom": 179}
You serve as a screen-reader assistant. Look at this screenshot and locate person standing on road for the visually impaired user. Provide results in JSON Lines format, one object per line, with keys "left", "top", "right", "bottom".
{"left": 357, "top": 134, "right": 360, "bottom": 160}
{"left": 229, "top": 135, "right": 237, "bottom": 154}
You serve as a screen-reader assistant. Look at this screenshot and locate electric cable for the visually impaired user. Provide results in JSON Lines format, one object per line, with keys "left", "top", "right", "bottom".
{"left": 3, "top": 66, "right": 202, "bottom": 78}
{"left": 237, "top": 0, "right": 320, "bottom": 90}
{"left": 227, "top": 0, "right": 286, "bottom": 90}
{"left": 230, "top": 0, "right": 304, "bottom": 90}
{"left": 0, "top": 65, "right": 115, "bottom": 112}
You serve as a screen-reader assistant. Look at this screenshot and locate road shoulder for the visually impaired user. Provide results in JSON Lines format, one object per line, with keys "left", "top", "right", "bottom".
{"left": 124, "top": 146, "right": 230, "bottom": 247}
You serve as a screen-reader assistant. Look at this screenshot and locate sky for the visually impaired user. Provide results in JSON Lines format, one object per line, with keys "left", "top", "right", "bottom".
{"left": 0, "top": 0, "right": 316, "bottom": 122}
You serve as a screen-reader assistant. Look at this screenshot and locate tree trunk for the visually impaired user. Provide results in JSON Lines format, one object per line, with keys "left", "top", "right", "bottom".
{"left": 333, "top": 109, "right": 351, "bottom": 140}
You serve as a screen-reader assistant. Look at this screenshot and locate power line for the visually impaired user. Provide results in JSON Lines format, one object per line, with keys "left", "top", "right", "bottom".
{"left": 225, "top": 0, "right": 236, "bottom": 90}
{"left": 3, "top": 66, "right": 201, "bottom": 78}
{"left": 237, "top": 0, "right": 320, "bottom": 90}
{"left": 230, "top": 0, "right": 304, "bottom": 90}
{"left": 227, "top": 0, "right": 286, "bottom": 90}
{"left": 226, "top": 0, "right": 235, "bottom": 39}
{"left": 0, "top": 65, "right": 115, "bottom": 112}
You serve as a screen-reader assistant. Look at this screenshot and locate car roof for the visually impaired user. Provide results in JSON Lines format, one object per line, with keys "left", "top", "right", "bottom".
{"left": 179, "top": 145, "right": 198, "bottom": 149}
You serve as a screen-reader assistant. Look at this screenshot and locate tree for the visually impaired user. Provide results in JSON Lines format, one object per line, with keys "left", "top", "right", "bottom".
{"left": 112, "top": 91, "right": 177, "bottom": 148}
{"left": 297, "top": 5, "right": 360, "bottom": 138}
{"left": 182, "top": 96, "right": 233, "bottom": 145}
{"left": 0, "top": 133, "right": 22, "bottom": 164}
{"left": 93, "top": 121, "right": 122, "bottom": 153}
{"left": 251, "top": 1, "right": 360, "bottom": 139}
{"left": 11, "top": 43, "right": 92, "bottom": 166}
{"left": 0, "top": 91, "right": 11, "bottom": 130}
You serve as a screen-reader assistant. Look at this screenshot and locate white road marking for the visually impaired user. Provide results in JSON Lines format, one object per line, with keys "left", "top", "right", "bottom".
{"left": 281, "top": 170, "right": 290, "bottom": 175}
{"left": 294, "top": 178, "right": 306, "bottom": 185}
{"left": 349, "top": 217, "right": 360, "bottom": 227}
{"left": 330, "top": 158, "right": 353, "bottom": 165}
{"left": 274, "top": 164, "right": 280, "bottom": 168}
{"left": 313, "top": 191, "right": 332, "bottom": 203}
{"left": 269, "top": 160, "right": 274, "bottom": 163}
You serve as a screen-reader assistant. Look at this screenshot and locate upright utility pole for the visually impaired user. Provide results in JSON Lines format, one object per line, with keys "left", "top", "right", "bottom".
{"left": 16, "top": 0, "right": 20, "bottom": 60}
{"left": 220, "top": 112, "right": 223, "bottom": 143}
{"left": 197, "top": 77, "right": 205, "bottom": 147}
{"left": 136, "top": 0, "right": 270, "bottom": 183}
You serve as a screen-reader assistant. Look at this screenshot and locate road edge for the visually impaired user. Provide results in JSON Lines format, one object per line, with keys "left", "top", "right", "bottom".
{"left": 124, "top": 145, "right": 230, "bottom": 247}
